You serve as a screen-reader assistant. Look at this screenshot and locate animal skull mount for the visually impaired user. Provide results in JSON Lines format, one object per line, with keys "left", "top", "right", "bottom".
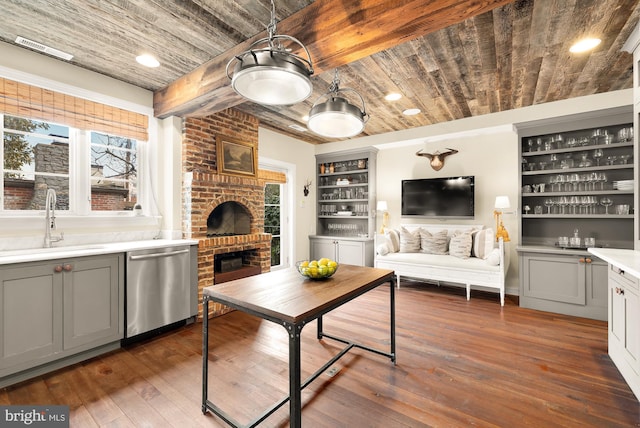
{"left": 416, "top": 148, "right": 459, "bottom": 171}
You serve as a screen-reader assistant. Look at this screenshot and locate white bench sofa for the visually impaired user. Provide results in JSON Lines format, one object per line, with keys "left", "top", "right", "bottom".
{"left": 374, "top": 224, "right": 508, "bottom": 306}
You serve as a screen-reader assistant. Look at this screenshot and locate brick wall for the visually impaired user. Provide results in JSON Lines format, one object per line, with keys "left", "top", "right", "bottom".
{"left": 182, "top": 108, "right": 272, "bottom": 318}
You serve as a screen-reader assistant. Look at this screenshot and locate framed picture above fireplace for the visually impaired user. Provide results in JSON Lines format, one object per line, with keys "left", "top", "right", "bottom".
{"left": 216, "top": 135, "right": 257, "bottom": 177}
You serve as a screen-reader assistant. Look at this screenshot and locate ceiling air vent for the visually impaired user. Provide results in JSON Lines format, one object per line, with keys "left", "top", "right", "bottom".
{"left": 15, "top": 36, "right": 73, "bottom": 61}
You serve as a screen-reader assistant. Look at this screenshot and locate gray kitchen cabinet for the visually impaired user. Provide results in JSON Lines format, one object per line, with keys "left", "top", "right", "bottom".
{"left": 309, "top": 236, "right": 374, "bottom": 267}
{"left": 609, "top": 265, "right": 640, "bottom": 376}
{"left": 0, "top": 254, "right": 123, "bottom": 382}
{"left": 519, "top": 251, "right": 607, "bottom": 320}
{"left": 63, "top": 255, "right": 122, "bottom": 350}
{"left": 0, "top": 262, "right": 63, "bottom": 373}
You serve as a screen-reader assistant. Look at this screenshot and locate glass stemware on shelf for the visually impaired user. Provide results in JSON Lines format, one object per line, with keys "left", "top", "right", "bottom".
{"left": 593, "top": 149, "right": 603, "bottom": 166}
{"left": 544, "top": 198, "right": 554, "bottom": 214}
{"left": 619, "top": 154, "right": 632, "bottom": 164}
{"left": 600, "top": 197, "right": 613, "bottom": 214}
{"left": 598, "top": 172, "right": 607, "bottom": 190}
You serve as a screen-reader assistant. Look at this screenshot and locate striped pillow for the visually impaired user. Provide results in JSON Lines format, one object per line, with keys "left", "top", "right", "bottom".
{"left": 449, "top": 230, "right": 473, "bottom": 259}
{"left": 419, "top": 229, "right": 449, "bottom": 255}
{"left": 471, "top": 228, "right": 495, "bottom": 259}
{"left": 384, "top": 228, "right": 400, "bottom": 253}
{"left": 399, "top": 227, "right": 421, "bottom": 252}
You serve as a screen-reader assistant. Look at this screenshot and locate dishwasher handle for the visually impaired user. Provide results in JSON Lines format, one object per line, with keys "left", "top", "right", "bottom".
{"left": 128, "top": 249, "right": 190, "bottom": 261}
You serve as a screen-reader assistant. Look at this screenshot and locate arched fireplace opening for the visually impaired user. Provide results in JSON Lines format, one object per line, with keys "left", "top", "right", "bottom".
{"left": 207, "top": 201, "right": 251, "bottom": 237}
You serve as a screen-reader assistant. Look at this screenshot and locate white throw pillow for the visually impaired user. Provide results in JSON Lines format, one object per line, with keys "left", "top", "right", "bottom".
{"left": 419, "top": 229, "right": 449, "bottom": 255}
{"left": 376, "top": 243, "right": 390, "bottom": 256}
{"left": 399, "top": 227, "right": 421, "bottom": 252}
{"left": 384, "top": 228, "right": 400, "bottom": 253}
{"left": 486, "top": 248, "right": 501, "bottom": 266}
{"left": 472, "top": 228, "right": 495, "bottom": 259}
{"left": 449, "top": 230, "right": 473, "bottom": 259}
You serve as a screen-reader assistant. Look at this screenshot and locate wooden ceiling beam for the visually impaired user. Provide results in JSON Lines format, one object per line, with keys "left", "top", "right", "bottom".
{"left": 153, "top": 0, "right": 516, "bottom": 119}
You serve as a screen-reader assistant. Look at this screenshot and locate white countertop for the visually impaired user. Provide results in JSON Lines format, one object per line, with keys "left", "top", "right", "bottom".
{"left": 0, "top": 239, "right": 198, "bottom": 265}
{"left": 588, "top": 248, "right": 640, "bottom": 278}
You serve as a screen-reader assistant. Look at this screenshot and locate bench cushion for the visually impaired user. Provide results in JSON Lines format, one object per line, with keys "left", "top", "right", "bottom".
{"left": 377, "top": 251, "right": 500, "bottom": 273}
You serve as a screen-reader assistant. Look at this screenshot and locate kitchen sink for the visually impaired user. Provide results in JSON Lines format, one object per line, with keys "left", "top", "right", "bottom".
{"left": 0, "top": 244, "right": 108, "bottom": 257}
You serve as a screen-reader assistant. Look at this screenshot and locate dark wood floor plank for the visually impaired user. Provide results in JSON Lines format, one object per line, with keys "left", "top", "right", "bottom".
{"left": 1, "top": 280, "right": 639, "bottom": 427}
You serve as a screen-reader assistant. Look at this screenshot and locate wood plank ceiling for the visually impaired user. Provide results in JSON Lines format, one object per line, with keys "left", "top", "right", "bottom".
{"left": 0, "top": 0, "right": 638, "bottom": 144}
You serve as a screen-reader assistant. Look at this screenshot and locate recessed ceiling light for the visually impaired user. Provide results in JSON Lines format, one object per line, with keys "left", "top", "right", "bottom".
{"left": 569, "top": 38, "right": 601, "bottom": 53}
{"left": 403, "top": 108, "right": 421, "bottom": 116}
{"left": 385, "top": 92, "right": 402, "bottom": 101}
{"left": 136, "top": 54, "right": 160, "bottom": 68}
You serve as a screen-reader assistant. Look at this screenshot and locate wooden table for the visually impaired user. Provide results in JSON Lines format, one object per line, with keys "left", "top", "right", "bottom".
{"left": 201, "top": 264, "right": 396, "bottom": 427}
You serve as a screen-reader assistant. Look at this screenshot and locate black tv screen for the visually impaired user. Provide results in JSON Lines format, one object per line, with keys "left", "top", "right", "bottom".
{"left": 401, "top": 176, "right": 475, "bottom": 219}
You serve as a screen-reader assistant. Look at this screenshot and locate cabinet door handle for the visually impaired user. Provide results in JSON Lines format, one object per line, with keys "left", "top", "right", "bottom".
{"left": 578, "top": 257, "right": 585, "bottom": 263}
{"left": 585, "top": 258, "right": 592, "bottom": 263}
{"left": 54, "top": 265, "right": 63, "bottom": 273}
{"left": 616, "top": 287, "right": 625, "bottom": 295}
{"left": 63, "top": 264, "right": 72, "bottom": 271}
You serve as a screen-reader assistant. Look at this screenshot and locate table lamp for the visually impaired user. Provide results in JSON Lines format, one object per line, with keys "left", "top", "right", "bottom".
{"left": 377, "top": 201, "right": 389, "bottom": 234}
{"left": 494, "top": 196, "right": 511, "bottom": 242}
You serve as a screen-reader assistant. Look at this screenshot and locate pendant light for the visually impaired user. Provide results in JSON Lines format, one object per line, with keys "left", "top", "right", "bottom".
{"left": 307, "top": 70, "right": 369, "bottom": 138}
{"left": 225, "top": 0, "right": 314, "bottom": 106}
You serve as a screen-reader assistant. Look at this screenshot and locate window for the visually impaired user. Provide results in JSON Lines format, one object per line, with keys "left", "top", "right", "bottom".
{"left": 264, "top": 183, "right": 282, "bottom": 267}
{"left": 90, "top": 132, "right": 138, "bottom": 211}
{"left": 1, "top": 114, "right": 140, "bottom": 213}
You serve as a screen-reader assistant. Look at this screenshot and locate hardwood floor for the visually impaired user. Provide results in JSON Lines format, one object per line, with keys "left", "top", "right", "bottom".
{"left": 1, "top": 280, "right": 639, "bottom": 427}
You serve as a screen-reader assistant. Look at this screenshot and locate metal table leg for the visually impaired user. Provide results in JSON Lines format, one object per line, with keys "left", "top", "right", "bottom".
{"left": 202, "top": 296, "right": 210, "bottom": 414}
{"left": 286, "top": 322, "right": 303, "bottom": 428}
{"left": 317, "top": 315, "right": 323, "bottom": 339}
{"left": 390, "top": 275, "right": 396, "bottom": 364}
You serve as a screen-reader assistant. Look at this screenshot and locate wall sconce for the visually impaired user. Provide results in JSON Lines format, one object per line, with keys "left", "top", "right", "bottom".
{"left": 377, "top": 200, "right": 389, "bottom": 233}
{"left": 494, "top": 196, "right": 511, "bottom": 242}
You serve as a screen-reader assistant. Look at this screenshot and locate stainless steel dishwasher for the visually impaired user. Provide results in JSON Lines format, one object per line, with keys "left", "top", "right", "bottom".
{"left": 125, "top": 245, "right": 198, "bottom": 340}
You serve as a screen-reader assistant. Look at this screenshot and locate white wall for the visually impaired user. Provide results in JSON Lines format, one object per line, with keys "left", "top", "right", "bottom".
{"left": 375, "top": 130, "right": 520, "bottom": 293}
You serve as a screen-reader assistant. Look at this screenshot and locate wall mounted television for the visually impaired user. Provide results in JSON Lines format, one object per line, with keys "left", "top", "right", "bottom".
{"left": 401, "top": 176, "right": 475, "bottom": 219}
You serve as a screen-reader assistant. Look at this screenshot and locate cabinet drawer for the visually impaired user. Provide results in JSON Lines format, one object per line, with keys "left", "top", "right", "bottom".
{"left": 609, "top": 265, "right": 639, "bottom": 291}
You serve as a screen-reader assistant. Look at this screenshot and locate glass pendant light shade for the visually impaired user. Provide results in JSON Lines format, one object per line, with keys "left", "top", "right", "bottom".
{"left": 226, "top": 1, "right": 313, "bottom": 106}
{"left": 307, "top": 70, "right": 369, "bottom": 139}
{"left": 308, "top": 96, "right": 366, "bottom": 138}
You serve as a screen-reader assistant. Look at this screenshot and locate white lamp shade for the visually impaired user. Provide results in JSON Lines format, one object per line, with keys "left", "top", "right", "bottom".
{"left": 307, "top": 97, "right": 365, "bottom": 138}
{"left": 232, "top": 67, "right": 313, "bottom": 105}
{"left": 495, "top": 196, "right": 511, "bottom": 210}
{"left": 377, "top": 201, "right": 388, "bottom": 211}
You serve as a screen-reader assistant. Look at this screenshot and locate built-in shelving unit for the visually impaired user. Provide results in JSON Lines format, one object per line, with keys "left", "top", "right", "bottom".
{"left": 310, "top": 148, "right": 377, "bottom": 266}
{"left": 517, "top": 111, "right": 634, "bottom": 321}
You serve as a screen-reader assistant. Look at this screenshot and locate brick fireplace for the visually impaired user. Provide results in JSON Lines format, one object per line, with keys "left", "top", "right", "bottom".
{"left": 182, "top": 109, "right": 272, "bottom": 318}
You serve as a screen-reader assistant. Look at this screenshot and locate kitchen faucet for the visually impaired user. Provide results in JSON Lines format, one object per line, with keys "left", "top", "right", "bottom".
{"left": 44, "top": 188, "right": 63, "bottom": 248}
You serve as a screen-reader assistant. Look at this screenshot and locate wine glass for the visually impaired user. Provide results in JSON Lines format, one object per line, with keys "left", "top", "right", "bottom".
{"left": 598, "top": 172, "right": 607, "bottom": 190}
{"left": 523, "top": 205, "right": 531, "bottom": 215}
{"left": 544, "top": 198, "right": 554, "bottom": 214}
{"left": 569, "top": 196, "right": 580, "bottom": 214}
{"left": 619, "top": 154, "right": 632, "bottom": 164}
{"left": 558, "top": 196, "right": 569, "bottom": 214}
{"left": 593, "top": 149, "right": 603, "bottom": 166}
{"left": 600, "top": 197, "right": 613, "bottom": 214}
{"left": 550, "top": 154, "right": 558, "bottom": 169}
